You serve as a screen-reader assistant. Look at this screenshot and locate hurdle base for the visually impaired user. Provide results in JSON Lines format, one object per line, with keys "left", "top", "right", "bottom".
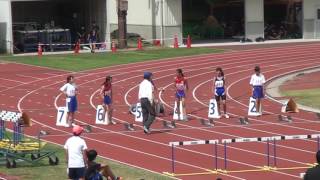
{"left": 261, "top": 166, "right": 277, "bottom": 171}
{"left": 216, "top": 169, "right": 228, "bottom": 174}
{"left": 162, "top": 172, "right": 175, "bottom": 177}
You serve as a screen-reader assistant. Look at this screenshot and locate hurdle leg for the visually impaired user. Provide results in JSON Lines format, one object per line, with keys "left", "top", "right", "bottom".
{"left": 215, "top": 142, "right": 218, "bottom": 170}
{"left": 224, "top": 142, "right": 227, "bottom": 170}
{"left": 267, "top": 139, "right": 270, "bottom": 167}
{"left": 273, "top": 139, "right": 277, "bottom": 167}
{"left": 171, "top": 144, "right": 175, "bottom": 173}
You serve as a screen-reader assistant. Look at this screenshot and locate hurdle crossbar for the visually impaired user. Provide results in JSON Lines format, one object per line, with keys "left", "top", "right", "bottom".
{"left": 167, "top": 133, "right": 320, "bottom": 175}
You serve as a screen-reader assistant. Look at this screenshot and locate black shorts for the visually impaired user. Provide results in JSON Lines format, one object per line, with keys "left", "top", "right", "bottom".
{"left": 68, "top": 167, "right": 86, "bottom": 179}
{"left": 215, "top": 95, "right": 226, "bottom": 101}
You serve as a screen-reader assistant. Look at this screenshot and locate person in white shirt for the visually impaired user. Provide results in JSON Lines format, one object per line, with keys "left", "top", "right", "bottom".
{"left": 249, "top": 66, "right": 266, "bottom": 115}
{"left": 64, "top": 125, "right": 88, "bottom": 180}
{"left": 138, "top": 72, "right": 155, "bottom": 134}
{"left": 60, "top": 75, "right": 78, "bottom": 127}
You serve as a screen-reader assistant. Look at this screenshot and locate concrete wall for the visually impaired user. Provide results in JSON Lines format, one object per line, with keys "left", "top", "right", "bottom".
{"left": 303, "top": 0, "right": 320, "bottom": 39}
{"left": 0, "top": 0, "right": 12, "bottom": 53}
{"left": 245, "top": 0, "right": 264, "bottom": 40}
{"left": 109, "top": 0, "right": 182, "bottom": 45}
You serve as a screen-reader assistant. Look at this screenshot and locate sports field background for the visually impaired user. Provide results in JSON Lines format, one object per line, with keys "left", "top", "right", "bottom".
{"left": 1, "top": 46, "right": 319, "bottom": 180}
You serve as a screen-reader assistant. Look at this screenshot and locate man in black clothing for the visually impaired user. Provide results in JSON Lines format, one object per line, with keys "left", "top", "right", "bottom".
{"left": 304, "top": 150, "right": 320, "bottom": 180}
{"left": 138, "top": 72, "right": 155, "bottom": 134}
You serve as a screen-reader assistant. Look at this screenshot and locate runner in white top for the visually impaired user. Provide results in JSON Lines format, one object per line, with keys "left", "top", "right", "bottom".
{"left": 249, "top": 66, "right": 266, "bottom": 115}
{"left": 64, "top": 125, "right": 87, "bottom": 180}
{"left": 60, "top": 75, "right": 78, "bottom": 127}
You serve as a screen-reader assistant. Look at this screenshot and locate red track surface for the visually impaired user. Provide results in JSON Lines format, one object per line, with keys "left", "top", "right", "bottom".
{"left": 1, "top": 43, "right": 320, "bottom": 180}
{"left": 280, "top": 71, "right": 320, "bottom": 91}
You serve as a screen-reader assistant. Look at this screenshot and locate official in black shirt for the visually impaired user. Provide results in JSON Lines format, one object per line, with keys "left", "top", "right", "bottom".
{"left": 304, "top": 150, "right": 320, "bottom": 180}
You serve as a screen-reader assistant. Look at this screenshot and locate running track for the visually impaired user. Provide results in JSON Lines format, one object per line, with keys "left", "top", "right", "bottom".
{"left": 1, "top": 43, "right": 320, "bottom": 180}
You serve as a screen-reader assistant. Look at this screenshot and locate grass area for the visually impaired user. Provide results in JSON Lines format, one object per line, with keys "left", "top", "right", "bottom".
{"left": 282, "top": 88, "right": 320, "bottom": 109}
{"left": 1, "top": 48, "right": 224, "bottom": 72}
{"left": 0, "top": 134, "right": 171, "bottom": 180}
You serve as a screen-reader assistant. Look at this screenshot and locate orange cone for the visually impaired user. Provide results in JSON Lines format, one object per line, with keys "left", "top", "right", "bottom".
{"left": 111, "top": 41, "right": 116, "bottom": 53}
{"left": 74, "top": 41, "right": 80, "bottom": 54}
{"left": 187, "top": 35, "right": 191, "bottom": 48}
{"left": 281, "top": 98, "right": 299, "bottom": 113}
{"left": 137, "top": 38, "right": 143, "bottom": 50}
{"left": 38, "top": 43, "right": 42, "bottom": 57}
{"left": 173, "top": 35, "right": 179, "bottom": 48}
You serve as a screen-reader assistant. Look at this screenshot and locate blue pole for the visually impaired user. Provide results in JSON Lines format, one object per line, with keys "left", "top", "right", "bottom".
{"left": 13, "top": 123, "right": 17, "bottom": 145}
{"left": 215, "top": 142, "right": 218, "bottom": 170}
{"left": 224, "top": 142, "right": 227, "bottom": 170}
{"left": 171, "top": 144, "right": 175, "bottom": 173}
{"left": 267, "top": 139, "right": 270, "bottom": 167}
{"left": 273, "top": 139, "right": 277, "bottom": 167}
{"left": 18, "top": 125, "right": 22, "bottom": 142}
{"left": 0, "top": 120, "right": 4, "bottom": 140}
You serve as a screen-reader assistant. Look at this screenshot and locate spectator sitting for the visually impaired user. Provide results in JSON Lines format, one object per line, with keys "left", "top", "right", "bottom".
{"left": 85, "top": 149, "right": 122, "bottom": 180}
{"left": 64, "top": 125, "right": 88, "bottom": 180}
{"left": 304, "top": 150, "right": 320, "bottom": 180}
{"left": 91, "top": 21, "right": 100, "bottom": 33}
{"left": 88, "top": 30, "right": 97, "bottom": 53}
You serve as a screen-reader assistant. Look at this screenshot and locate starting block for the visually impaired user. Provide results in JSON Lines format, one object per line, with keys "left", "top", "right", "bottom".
{"left": 278, "top": 115, "right": 292, "bottom": 123}
{"left": 163, "top": 121, "right": 176, "bottom": 129}
{"left": 83, "top": 125, "right": 92, "bottom": 133}
{"left": 200, "top": 119, "right": 215, "bottom": 127}
{"left": 317, "top": 113, "right": 320, "bottom": 120}
{"left": 173, "top": 101, "right": 187, "bottom": 121}
{"left": 239, "top": 117, "right": 249, "bottom": 125}
{"left": 281, "top": 98, "right": 299, "bottom": 113}
{"left": 155, "top": 102, "right": 165, "bottom": 116}
{"left": 124, "top": 123, "right": 135, "bottom": 131}
{"left": 39, "top": 130, "right": 49, "bottom": 136}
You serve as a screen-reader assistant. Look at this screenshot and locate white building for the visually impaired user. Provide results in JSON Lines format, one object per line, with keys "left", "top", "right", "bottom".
{"left": 0, "top": 0, "right": 320, "bottom": 53}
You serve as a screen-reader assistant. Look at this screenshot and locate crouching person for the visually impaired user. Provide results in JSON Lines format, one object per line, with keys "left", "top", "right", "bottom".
{"left": 85, "top": 149, "right": 122, "bottom": 180}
